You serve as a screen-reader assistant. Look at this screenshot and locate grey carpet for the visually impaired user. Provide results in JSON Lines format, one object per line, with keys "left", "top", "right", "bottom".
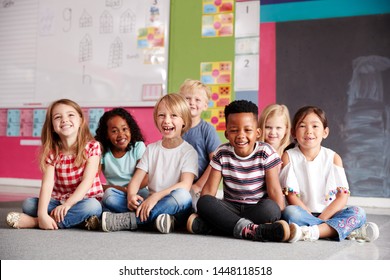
{"left": 1, "top": 201, "right": 389, "bottom": 260}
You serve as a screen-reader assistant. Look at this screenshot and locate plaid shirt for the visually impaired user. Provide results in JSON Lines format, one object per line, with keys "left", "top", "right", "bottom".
{"left": 47, "top": 140, "right": 103, "bottom": 202}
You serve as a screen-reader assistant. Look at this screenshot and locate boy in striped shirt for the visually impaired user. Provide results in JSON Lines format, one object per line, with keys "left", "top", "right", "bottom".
{"left": 187, "top": 100, "right": 299, "bottom": 242}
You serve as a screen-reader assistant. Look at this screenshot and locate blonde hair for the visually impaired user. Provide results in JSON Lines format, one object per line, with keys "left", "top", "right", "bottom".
{"left": 39, "top": 99, "right": 93, "bottom": 171}
{"left": 258, "top": 104, "right": 291, "bottom": 155}
{"left": 153, "top": 93, "right": 192, "bottom": 135}
{"left": 178, "top": 79, "right": 212, "bottom": 101}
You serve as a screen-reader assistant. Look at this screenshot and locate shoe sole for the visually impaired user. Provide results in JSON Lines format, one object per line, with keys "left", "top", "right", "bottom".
{"left": 101, "top": 212, "right": 109, "bottom": 232}
{"left": 156, "top": 214, "right": 174, "bottom": 234}
{"left": 186, "top": 213, "right": 198, "bottom": 234}
{"left": 276, "top": 220, "right": 290, "bottom": 242}
{"left": 288, "top": 223, "right": 302, "bottom": 243}
{"left": 366, "top": 222, "right": 380, "bottom": 242}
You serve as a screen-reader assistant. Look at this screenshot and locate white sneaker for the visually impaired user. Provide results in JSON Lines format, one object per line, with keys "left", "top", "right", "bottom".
{"left": 301, "top": 226, "right": 319, "bottom": 241}
{"left": 347, "top": 222, "right": 379, "bottom": 242}
{"left": 288, "top": 223, "right": 302, "bottom": 243}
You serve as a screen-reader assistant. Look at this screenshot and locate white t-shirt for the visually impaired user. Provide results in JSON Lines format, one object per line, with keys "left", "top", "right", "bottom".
{"left": 279, "top": 146, "right": 349, "bottom": 213}
{"left": 136, "top": 140, "right": 198, "bottom": 193}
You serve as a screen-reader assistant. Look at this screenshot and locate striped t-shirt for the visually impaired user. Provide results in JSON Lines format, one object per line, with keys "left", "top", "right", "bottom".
{"left": 210, "top": 141, "right": 281, "bottom": 204}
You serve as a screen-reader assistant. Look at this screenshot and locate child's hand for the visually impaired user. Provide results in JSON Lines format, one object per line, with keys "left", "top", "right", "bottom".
{"left": 136, "top": 194, "right": 159, "bottom": 222}
{"left": 38, "top": 214, "right": 58, "bottom": 230}
{"left": 50, "top": 204, "right": 71, "bottom": 223}
{"left": 127, "top": 194, "right": 143, "bottom": 211}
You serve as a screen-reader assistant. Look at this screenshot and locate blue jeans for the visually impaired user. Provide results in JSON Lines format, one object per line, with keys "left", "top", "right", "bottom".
{"left": 102, "top": 187, "right": 149, "bottom": 213}
{"left": 282, "top": 205, "right": 366, "bottom": 241}
{"left": 22, "top": 197, "right": 102, "bottom": 229}
{"left": 132, "top": 188, "right": 191, "bottom": 226}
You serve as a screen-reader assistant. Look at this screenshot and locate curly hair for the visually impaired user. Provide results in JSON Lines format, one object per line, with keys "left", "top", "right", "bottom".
{"left": 224, "top": 100, "right": 259, "bottom": 124}
{"left": 95, "top": 108, "right": 145, "bottom": 154}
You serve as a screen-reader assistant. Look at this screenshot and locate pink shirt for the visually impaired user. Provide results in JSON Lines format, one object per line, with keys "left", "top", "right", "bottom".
{"left": 47, "top": 140, "right": 103, "bottom": 202}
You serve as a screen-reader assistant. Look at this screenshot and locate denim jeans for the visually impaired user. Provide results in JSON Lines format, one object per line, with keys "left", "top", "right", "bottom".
{"left": 197, "top": 195, "right": 282, "bottom": 238}
{"left": 22, "top": 197, "right": 102, "bottom": 229}
{"left": 136, "top": 188, "right": 192, "bottom": 226}
{"left": 102, "top": 187, "right": 149, "bottom": 213}
{"left": 282, "top": 205, "right": 366, "bottom": 240}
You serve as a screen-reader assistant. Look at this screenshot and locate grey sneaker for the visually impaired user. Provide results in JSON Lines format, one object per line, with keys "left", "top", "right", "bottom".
{"left": 101, "top": 212, "right": 137, "bottom": 232}
{"left": 347, "top": 222, "right": 379, "bottom": 242}
{"left": 155, "top": 214, "right": 175, "bottom": 234}
{"left": 84, "top": 215, "right": 100, "bottom": 231}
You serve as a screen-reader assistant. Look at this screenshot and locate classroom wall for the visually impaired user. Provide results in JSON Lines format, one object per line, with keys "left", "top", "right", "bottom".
{"left": 1, "top": 0, "right": 390, "bottom": 200}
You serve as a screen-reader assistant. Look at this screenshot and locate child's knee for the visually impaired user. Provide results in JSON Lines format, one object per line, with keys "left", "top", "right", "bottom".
{"left": 349, "top": 206, "right": 367, "bottom": 225}
{"left": 282, "top": 205, "right": 300, "bottom": 222}
{"left": 22, "top": 197, "right": 39, "bottom": 216}
{"left": 102, "top": 188, "right": 116, "bottom": 207}
{"left": 85, "top": 198, "right": 103, "bottom": 216}
{"left": 171, "top": 188, "right": 192, "bottom": 205}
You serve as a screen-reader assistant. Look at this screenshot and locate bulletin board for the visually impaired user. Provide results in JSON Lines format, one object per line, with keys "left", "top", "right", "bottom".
{"left": 0, "top": 0, "right": 170, "bottom": 108}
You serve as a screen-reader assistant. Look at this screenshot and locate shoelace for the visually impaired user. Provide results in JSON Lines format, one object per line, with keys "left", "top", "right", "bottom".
{"left": 110, "top": 214, "right": 130, "bottom": 230}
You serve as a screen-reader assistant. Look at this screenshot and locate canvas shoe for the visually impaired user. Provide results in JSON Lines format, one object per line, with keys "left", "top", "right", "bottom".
{"left": 347, "top": 222, "right": 379, "bottom": 242}
{"left": 155, "top": 214, "right": 175, "bottom": 234}
{"left": 300, "top": 226, "right": 320, "bottom": 241}
{"left": 101, "top": 212, "right": 137, "bottom": 232}
{"left": 186, "top": 213, "right": 212, "bottom": 234}
{"left": 6, "top": 212, "right": 22, "bottom": 229}
{"left": 254, "top": 220, "right": 290, "bottom": 242}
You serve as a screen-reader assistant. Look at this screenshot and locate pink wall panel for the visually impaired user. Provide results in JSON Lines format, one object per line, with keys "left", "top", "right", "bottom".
{"left": 259, "top": 22, "right": 276, "bottom": 113}
{"left": 0, "top": 107, "right": 159, "bottom": 180}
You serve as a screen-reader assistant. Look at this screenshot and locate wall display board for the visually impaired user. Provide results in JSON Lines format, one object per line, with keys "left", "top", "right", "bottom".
{"left": 0, "top": 0, "right": 170, "bottom": 108}
{"left": 276, "top": 14, "right": 390, "bottom": 198}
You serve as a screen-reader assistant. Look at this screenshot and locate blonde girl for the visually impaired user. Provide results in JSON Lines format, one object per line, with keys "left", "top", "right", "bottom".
{"left": 6, "top": 99, "right": 103, "bottom": 230}
{"left": 102, "top": 93, "right": 198, "bottom": 234}
{"left": 259, "top": 104, "right": 291, "bottom": 156}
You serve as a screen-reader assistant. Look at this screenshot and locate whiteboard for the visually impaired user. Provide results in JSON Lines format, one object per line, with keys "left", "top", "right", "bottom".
{"left": 0, "top": 0, "right": 170, "bottom": 108}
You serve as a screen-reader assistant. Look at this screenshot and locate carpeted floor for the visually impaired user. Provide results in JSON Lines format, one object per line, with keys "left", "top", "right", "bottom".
{"left": 1, "top": 201, "right": 389, "bottom": 260}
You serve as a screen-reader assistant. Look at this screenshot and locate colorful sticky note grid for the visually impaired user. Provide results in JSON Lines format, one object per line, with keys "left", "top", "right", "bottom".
{"left": 200, "top": 61, "right": 232, "bottom": 85}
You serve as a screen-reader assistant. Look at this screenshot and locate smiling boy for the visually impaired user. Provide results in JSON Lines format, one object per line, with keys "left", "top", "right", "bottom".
{"left": 187, "top": 100, "right": 300, "bottom": 242}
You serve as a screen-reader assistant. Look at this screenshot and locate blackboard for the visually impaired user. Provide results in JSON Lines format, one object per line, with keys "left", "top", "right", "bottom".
{"left": 0, "top": 0, "right": 170, "bottom": 108}
{"left": 276, "top": 14, "right": 390, "bottom": 198}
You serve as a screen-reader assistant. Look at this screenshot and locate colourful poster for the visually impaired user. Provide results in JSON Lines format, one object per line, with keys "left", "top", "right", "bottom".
{"left": 203, "top": 0, "right": 234, "bottom": 14}
{"left": 33, "top": 109, "right": 46, "bottom": 137}
{"left": 88, "top": 108, "right": 105, "bottom": 136}
{"left": 202, "top": 13, "right": 233, "bottom": 37}
{"left": 0, "top": 109, "right": 7, "bottom": 136}
{"left": 200, "top": 61, "right": 232, "bottom": 85}
{"left": 200, "top": 61, "right": 232, "bottom": 131}
{"left": 20, "top": 109, "right": 33, "bottom": 137}
{"left": 7, "top": 109, "right": 20, "bottom": 136}
{"left": 137, "top": 26, "right": 164, "bottom": 49}
{"left": 201, "top": 107, "right": 226, "bottom": 131}
{"left": 208, "top": 84, "right": 232, "bottom": 108}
